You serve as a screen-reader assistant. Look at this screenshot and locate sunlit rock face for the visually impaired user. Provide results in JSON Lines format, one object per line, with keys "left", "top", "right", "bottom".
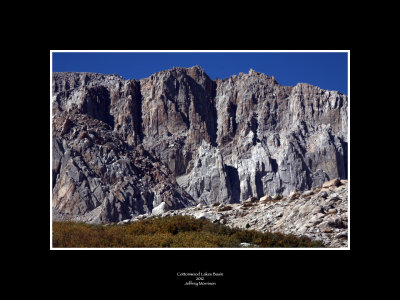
{"left": 52, "top": 66, "right": 347, "bottom": 222}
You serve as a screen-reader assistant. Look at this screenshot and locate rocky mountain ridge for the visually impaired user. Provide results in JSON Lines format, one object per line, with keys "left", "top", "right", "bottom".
{"left": 52, "top": 66, "right": 348, "bottom": 230}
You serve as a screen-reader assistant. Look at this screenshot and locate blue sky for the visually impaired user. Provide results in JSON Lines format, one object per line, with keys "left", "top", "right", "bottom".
{"left": 52, "top": 51, "right": 348, "bottom": 95}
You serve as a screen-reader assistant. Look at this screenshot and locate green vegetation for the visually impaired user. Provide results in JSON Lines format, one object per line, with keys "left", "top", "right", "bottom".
{"left": 52, "top": 215, "right": 324, "bottom": 248}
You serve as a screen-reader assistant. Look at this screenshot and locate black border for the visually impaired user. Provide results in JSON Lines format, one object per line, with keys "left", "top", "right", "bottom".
{"left": 46, "top": 43, "right": 357, "bottom": 291}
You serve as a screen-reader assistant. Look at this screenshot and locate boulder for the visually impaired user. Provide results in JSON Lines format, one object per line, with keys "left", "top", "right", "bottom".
{"left": 318, "top": 190, "right": 328, "bottom": 198}
{"left": 195, "top": 212, "right": 218, "bottom": 223}
{"left": 288, "top": 191, "right": 300, "bottom": 201}
{"left": 302, "top": 190, "right": 314, "bottom": 197}
{"left": 244, "top": 196, "right": 259, "bottom": 203}
{"left": 152, "top": 202, "right": 169, "bottom": 216}
{"left": 329, "top": 193, "right": 341, "bottom": 201}
{"left": 260, "top": 195, "right": 272, "bottom": 202}
{"left": 322, "top": 178, "right": 341, "bottom": 188}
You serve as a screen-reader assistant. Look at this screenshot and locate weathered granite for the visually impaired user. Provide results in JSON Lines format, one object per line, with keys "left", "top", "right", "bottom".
{"left": 147, "top": 180, "right": 349, "bottom": 248}
{"left": 52, "top": 66, "right": 348, "bottom": 223}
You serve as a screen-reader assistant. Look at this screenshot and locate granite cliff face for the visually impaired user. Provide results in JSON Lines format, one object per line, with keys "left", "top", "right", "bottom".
{"left": 52, "top": 66, "right": 348, "bottom": 224}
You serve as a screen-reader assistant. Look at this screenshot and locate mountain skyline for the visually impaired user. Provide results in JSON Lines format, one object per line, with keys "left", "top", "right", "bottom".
{"left": 51, "top": 51, "right": 349, "bottom": 95}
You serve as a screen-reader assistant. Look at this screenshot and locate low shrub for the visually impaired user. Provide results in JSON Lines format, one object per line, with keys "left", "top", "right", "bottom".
{"left": 52, "top": 216, "right": 324, "bottom": 248}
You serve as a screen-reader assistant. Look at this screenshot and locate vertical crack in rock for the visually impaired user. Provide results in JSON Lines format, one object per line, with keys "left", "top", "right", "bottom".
{"left": 225, "top": 165, "right": 240, "bottom": 203}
